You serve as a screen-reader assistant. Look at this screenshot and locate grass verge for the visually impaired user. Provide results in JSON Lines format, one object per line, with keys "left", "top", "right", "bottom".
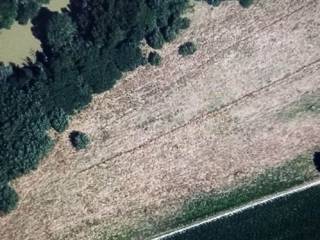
{"left": 279, "top": 90, "right": 320, "bottom": 120}
{"left": 165, "top": 184, "right": 320, "bottom": 240}
{"left": 98, "top": 150, "right": 319, "bottom": 240}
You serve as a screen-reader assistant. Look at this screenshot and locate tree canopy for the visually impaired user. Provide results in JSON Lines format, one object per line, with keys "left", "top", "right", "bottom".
{"left": 0, "top": 0, "right": 192, "bottom": 213}
{"left": 0, "top": 0, "right": 50, "bottom": 29}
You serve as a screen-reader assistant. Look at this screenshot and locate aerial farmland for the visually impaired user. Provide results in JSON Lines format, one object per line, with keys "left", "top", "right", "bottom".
{"left": 0, "top": 0, "right": 319, "bottom": 239}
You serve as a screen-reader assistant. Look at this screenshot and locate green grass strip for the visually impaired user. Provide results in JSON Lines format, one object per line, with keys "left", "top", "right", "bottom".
{"left": 279, "top": 90, "right": 320, "bottom": 120}
{"left": 99, "top": 151, "right": 319, "bottom": 240}
{"left": 165, "top": 184, "right": 320, "bottom": 240}
{"left": 172, "top": 153, "right": 318, "bottom": 227}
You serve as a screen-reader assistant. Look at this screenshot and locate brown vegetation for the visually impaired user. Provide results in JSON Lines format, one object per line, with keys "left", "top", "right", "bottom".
{"left": 1, "top": 0, "right": 320, "bottom": 239}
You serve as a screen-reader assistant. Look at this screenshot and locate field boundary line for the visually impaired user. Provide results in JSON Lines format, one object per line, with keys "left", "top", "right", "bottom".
{"left": 152, "top": 179, "right": 320, "bottom": 240}
{"left": 76, "top": 0, "right": 318, "bottom": 175}
{"left": 77, "top": 57, "right": 320, "bottom": 174}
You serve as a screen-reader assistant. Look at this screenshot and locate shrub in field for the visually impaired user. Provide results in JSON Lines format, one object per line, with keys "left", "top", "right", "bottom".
{"left": 239, "top": 0, "right": 253, "bottom": 8}
{"left": 0, "top": 185, "right": 19, "bottom": 214}
{"left": 70, "top": 131, "right": 90, "bottom": 150}
{"left": 148, "top": 51, "right": 162, "bottom": 66}
{"left": 207, "top": 0, "right": 222, "bottom": 7}
{"left": 207, "top": 0, "right": 253, "bottom": 8}
{"left": 178, "top": 42, "right": 197, "bottom": 56}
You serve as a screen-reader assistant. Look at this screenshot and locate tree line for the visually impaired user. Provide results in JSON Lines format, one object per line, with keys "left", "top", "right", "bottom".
{"left": 0, "top": 0, "right": 190, "bottom": 213}
{"left": 0, "top": 0, "right": 253, "bottom": 213}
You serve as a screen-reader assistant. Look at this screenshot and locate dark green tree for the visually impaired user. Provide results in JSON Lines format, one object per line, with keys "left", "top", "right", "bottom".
{"left": 49, "top": 107, "right": 69, "bottom": 133}
{"left": 16, "top": 1, "right": 39, "bottom": 25}
{"left": 79, "top": 47, "right": 122, "bottom": 94}
{"left": 239, "top": 0, "right": 253, "bottom": 8}
{"left": 161, "top": 26, "right": 177, "bottom": 42}
{"left": 0, "top": 0, "right": 17, "bottom": 29}
{"left": 114, "top": 41, "right": 145, "bottom": 72}
{"left": 178, "top": 41, "right": 197, "bottom": 56}
{"left": 207, "top": 0, "right": 222, "bottom": 7}
{"left": 146, "top": 28, "right": 165, "bottom": 49}
{"left": 148, "top": 51, "right": 162, "bottom": 66}
{"left": 46, "top": 13, "right": 77, "bottom": 52}
{"left": 176, "top": 17, "right": 191, "bottom": 30}
{"left": 0, "top": 0, "right": 51, "bottom": 29}
{"left": 70, "top": 131, "right": 90, "bottom": 150}
{"left": 0, "top": 185, "right": 18, "bottom": 214}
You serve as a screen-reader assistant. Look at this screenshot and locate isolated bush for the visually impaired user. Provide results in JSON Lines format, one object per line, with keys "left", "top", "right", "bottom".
{"left": 70, "top": 131, "right": 90, "bottom": 150}
{"left": 49, "top": 107, "right": 69, "bottom": 133}
{"left": 0, "top": 185, "right": 18, "bottom": 214}
{"left": 148, "top": 51, "right": 162, "bottom": 66}
{"left": 239, "top": 0, "right": 253, "bottom": 8}
{"left": 207, "top": 0, "right": 222, "bottom": 7}
{"left": 178, "top": 42, "right": 197, "bottom": 56}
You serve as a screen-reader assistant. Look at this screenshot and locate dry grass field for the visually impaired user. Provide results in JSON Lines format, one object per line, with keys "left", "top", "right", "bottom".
{"left": 1, "top": 0, "right": 320, "bottom": 239}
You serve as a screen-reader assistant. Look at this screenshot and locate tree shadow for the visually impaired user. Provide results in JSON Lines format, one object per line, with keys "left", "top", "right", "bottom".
{"left": 31, "top": 8, "right": 53, "bottom": 43}
{"left": 30, "top": 7, "right": 55, "bottom": 60}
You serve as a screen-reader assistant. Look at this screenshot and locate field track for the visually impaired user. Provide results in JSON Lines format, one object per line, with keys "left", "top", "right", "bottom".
{"left": 78, "top": 57, "right": 320, "bottom": 174}
{"left": 153, "top": 179, "right": 320, "bottom": 240}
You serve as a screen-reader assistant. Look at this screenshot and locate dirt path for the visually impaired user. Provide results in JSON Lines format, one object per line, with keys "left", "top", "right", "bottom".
{"left": 1, "top": 0, "right": 320, "bottom": 239}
